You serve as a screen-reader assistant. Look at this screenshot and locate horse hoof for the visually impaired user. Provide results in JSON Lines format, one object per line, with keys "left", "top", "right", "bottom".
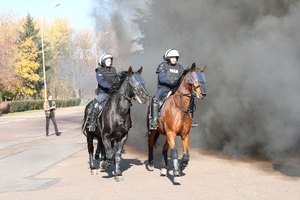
{"left": 90, "top": 169, "right": 98, "bottom": 175}
{"left": 179, "top": 166, "right": 186, "bottom": 172}
{"left": 148, "top": 162, "right": 154, "bottom": 171}
{"left": 115, "top": 175, "right": 124, "bottom": 182}
{"left": 174, "top": 176, "right": 181, "bottom": 184}
{"left": 99, "top": 161, "right": 106, "bottom": 171}
{"left": 179, "top": 163, "right": 187, "bottom": 172}
{"left": 105, "top": 160, "right": 112, "bottom": 168}
{"left": 160, "top": 168, "right": 167, "bottom": 176}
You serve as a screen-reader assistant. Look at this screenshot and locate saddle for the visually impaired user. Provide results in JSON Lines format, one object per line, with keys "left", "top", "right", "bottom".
{"left": 158, "top": 91, "right": 172, "bottom": 115}
{"left": 90, "top": 98, "right": 108, "bottom": 117}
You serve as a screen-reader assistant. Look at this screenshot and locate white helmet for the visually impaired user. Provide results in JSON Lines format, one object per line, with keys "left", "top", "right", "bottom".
{"left": 99, "top": 53, "right": 113, "bottom": 66}
{"left": 164, "top": 49, "right": 180, "bottom": 61}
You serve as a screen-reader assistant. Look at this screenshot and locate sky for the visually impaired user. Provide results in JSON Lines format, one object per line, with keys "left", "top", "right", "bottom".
{"left": 1, "top": 0, "right": 95, "bottom": 30}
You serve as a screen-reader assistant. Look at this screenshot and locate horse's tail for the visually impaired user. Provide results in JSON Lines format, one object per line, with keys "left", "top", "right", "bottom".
{"left": 82, "top": 100, "right": 93, "bottom": 136}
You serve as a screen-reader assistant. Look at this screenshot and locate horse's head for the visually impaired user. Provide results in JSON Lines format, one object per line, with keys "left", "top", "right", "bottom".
{"left": 127, "top": 66, "right": 149, "bottom": 104}
{"left": 189, "top": 63, "right": 207, "bottom": 99}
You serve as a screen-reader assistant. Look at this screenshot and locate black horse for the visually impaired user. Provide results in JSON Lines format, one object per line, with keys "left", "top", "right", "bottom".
{"left": 82, "top": 66, "right": 149, "bottom": 181}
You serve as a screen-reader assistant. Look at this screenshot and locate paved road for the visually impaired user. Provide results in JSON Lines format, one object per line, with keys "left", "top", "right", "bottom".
{"left": 0, "top": 106, "right": 299, "bottom": 200}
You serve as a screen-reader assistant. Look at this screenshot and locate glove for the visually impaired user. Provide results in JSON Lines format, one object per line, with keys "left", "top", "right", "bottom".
{"left": 108, "top": 85, "right": 118, "bottom": 94}
{"left": 170, "top": 81, "right": 177, "bottom": 88}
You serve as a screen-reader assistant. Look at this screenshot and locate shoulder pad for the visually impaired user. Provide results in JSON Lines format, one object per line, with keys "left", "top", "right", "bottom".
{"left": 95, "top": 67, "right": 102, "bottom": 72}
{"left": 96, "top": 67, "right": 106, "bottom": 73}
{"left": 156, "top": 63, "right": 165, "bottom": 73}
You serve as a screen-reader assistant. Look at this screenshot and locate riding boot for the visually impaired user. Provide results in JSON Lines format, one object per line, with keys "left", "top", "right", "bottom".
{"left": 189, "top": 96, "right": 198, "bottom": 128}
{"left": 150, "top": 96, "right": 159, "bottom": 130}
{"left": 88, "top": 100, "right": 101, "bottom": 132}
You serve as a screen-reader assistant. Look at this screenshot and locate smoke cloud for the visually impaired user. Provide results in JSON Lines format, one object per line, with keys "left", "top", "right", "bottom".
{"left": 92, "top": 0, "right": 300, "bottom": 161}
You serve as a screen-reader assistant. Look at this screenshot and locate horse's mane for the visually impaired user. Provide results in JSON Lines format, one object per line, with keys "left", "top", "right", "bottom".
{"left": 109, "top": 70, "right": 129, "bottom": 93}
{"left": 171, "top": 67, "right": 190, "bottom": 93}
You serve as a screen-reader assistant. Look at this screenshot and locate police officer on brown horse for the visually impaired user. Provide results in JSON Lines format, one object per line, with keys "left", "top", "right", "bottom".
{"left": 149, "top": 49, "right": 184, "bottom": 130}
{"left": 149, "top": 49, "right": 198, "bottom": 130}
{"left": 88, "top": 53, "right": 119, "bottom": 132}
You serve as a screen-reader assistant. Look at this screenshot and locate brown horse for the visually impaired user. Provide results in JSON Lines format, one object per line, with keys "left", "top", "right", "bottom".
{"left": 147, "top": 63, "right": 207, "bottom": 184}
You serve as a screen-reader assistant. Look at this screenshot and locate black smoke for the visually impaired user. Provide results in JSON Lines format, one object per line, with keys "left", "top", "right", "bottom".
{"left": 93, "top": 0, "right": 300, "bottom": 162}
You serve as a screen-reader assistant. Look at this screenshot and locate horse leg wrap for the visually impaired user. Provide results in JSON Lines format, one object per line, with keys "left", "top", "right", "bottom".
{"left": 179, "top": 153, "right": 190, "bottom": 171}
{"left": 162, "top": 150, "right": 168, "bottom": 167}
{"left": 170, "top": 149, "right": 179, "bottom": 174}
{"left": 89, "top": 154, "right": 95, "bottom": 169}
{"left": 105, "top": 148, "right": 114, "bottom": 168}
{"left": 114, "top": 152, "right": 122, "bottom": 176}
{"left": 170, "top": 149, "right": 178, "bottom": 160}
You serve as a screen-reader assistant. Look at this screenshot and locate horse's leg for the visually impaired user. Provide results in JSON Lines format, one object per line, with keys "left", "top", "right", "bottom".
{"left": 97, "top": 139, "right": 106, "bottom": 161}
{"left": 160, "top": 139, "right": 169, "bottom": 176}
{"left": 148, "top": 130, "right": 156, "bottom": 171}
{"left": 96, "top": 137, "right": 106, "bottom": 171}
{"left": 87, "top": 131, "right": 97, "bottom": 173}
{"left": 114, "top": 135, "right": 128, "bottom": 182}
{"left": 166, "top": 132, "right": 181, "bottom": 183}
{"left": 95, "top": 138, "right": 101, "bottom": 160}
{"left": 102, "top": 133, "right": 114, "bottom": 168}
{"left": 179, "top": 134, "right": 190, "bottom": 172}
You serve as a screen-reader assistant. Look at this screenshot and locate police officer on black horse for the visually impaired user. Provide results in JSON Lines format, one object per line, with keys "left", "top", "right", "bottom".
{"left": 149, "top": 49, "right": 198, "bottom": 130}
{"left": 87, "top": 53, "right": 119, "bottom": 132}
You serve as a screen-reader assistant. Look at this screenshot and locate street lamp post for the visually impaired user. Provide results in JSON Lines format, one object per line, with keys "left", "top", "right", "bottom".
{"left": 41, "top": 3, "right": 61, "bottom": 100}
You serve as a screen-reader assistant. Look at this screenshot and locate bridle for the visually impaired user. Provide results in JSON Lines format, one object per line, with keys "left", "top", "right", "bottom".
{"left": 116, "top": 76, "right": 133, "bottom": 106}
{"left": 171, "top": 72, "right": 199, "bottom": 135}
{"left": 118, "top": 74, "right": 147, "bottom": 106}
{"left": 174, "top": 90, "right": 192, "bottom": 113}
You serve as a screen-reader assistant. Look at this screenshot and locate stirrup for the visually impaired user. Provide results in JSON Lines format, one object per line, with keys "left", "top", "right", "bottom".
{"left": 150, "top": 125, "right": 158, "bottom": 130}
{"left": 191, "top": 122, "right": 198, "bottom": 128}
{"left": 149, "top": 120, "right": 158, "bottom": 130}
{"left": 89, "top": 123, "right": 96, "bottom": 132}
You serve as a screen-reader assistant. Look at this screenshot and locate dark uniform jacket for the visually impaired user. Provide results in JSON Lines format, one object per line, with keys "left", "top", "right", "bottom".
{"left": 156, "top": 62, "right": 184, "bottom": 89}
{"left": 95, "top": 66, "right": 118, "bottom": 94}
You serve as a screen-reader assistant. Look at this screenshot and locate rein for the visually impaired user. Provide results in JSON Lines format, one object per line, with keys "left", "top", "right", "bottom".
{"left": 116, "top": 77, "right": 133, "bottom": 106}
{"left": 172, "top": 85, "right": 193, "bottom": 135}
{"left": 174, "top": 90, "right": 192, "bottom": 113}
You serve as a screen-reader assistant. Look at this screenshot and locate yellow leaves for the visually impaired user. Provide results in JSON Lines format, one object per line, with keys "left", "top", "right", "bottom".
{"left": 0, "top": 14, "right": 19, "bottom": 92}
{"left": 15, "top": 37, "right": 41, "bottom": 96}
{"left": 45, "top": 18, "right": 74, "bottom": 59}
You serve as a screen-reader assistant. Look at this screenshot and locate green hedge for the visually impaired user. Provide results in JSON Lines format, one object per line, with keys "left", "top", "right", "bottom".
{"left": 6, "top": 98, "right": 81, "bottom": 113}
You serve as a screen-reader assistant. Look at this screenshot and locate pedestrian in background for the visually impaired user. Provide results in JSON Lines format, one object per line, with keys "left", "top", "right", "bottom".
{"left": 43, "top": 95, "right": 61, "bottom": 136}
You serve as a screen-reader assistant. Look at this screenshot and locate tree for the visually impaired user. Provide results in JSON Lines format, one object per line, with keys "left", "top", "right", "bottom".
{"left": 44, "top": 18, "right": 74, "bottom": 98}
{"left": 15, "top": 37, "right": 40, "bottom": 99}
{"left": 17, "top": 14, "right": 45, "bottom": 99}
{"left": 18, "top": 14, "right": 40, "bottom": 44}
{"left": 0, "top": 13, "right": 20, "bottom": 100}
{"left": 70, "top": 28, "right": 95, "bottom": 98}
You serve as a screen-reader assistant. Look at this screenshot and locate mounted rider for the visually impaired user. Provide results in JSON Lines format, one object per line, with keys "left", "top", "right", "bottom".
{"left": 149, "top": 49, "right": 183, "bottom": 130}
{"left": 149, "top": 49, "right": 198, "bottom": 130}
{"left": 88, "top": 53, "right": 119, "bottom": 132}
